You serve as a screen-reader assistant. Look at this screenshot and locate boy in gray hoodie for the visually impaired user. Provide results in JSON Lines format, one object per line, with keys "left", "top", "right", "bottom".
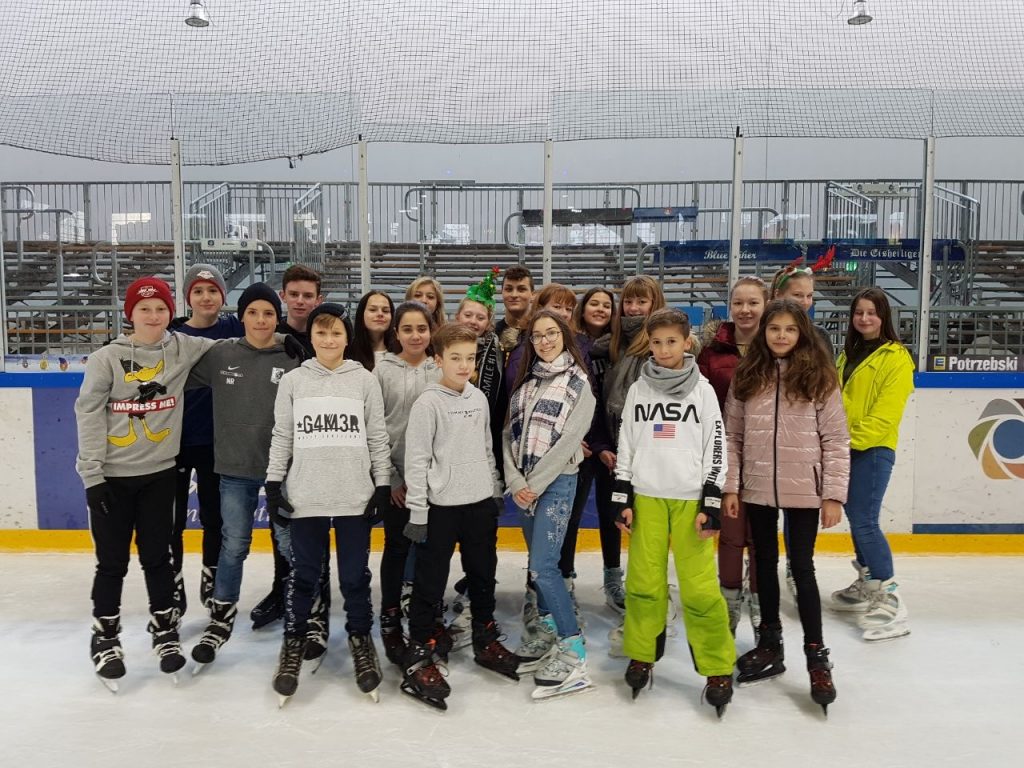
{"left": 184, "top": 283, "right": 301, "bottom": 672}
{"left": 398, "top": 323, "right": 519, "bottom": 712}
{"left": 263, "top": 303, "right": 392, "bottom": 705}
{"left": 76, "top": 277, "right": 219, "bottom": 689}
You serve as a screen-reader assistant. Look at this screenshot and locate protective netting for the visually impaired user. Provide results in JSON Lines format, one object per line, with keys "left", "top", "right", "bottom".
{"left": 1, "top": 1, "right": 1023, "bottom": 164}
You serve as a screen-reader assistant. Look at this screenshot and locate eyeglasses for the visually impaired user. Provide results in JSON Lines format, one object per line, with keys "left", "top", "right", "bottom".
{"left": 529, "top": 329, "right": 562, "bottom": 345}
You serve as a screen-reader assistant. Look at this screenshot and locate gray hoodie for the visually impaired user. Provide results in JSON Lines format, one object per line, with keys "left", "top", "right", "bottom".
{"left": 266, "top": 358, "right": 391, "bottom": 518}
{"left": 75, "top": 332, "right": 216, "bottom": 487}
{"left": 374, "top": 352, "right": 442, "bottom": 489}
{"left": 403, "top": 382, "right": 502, "bottom": 525}
{"left": 187, "top": 337, "right": 300, "bottom": 479}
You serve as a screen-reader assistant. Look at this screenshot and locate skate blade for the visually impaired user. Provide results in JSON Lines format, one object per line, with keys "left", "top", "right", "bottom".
{"left": 97, "top": 676, "right": 120, "bottom": 694}
{"left": 367, "top": 688, "right": 380, "bottom": 703}
{"left": 277, "top": 694, "right": 291, "bottom": 708}
{"left": 531, "top": 678, "right": 595, "bottom": 701}
{"left": 191, "top": 662, "right": 208, "bottom": 677}
{"left": 400, "top": 684, "right": 448, "bottom": 713}
{"left": 474, "top": 661, "right": 520, "bottom": 683}
{"left": 306, "top": 654, "right": 326, "bottom": 675}
{"left": 714, "top": 703, "right": 728, "bottom": 719}
{"left": 735, "top": 668, "right": 786, "bottom": 688}
{"left": 863, "top": 624, "right": 911, "bottom": 643}
{"left": 829, "top": 603, "right": 870, "bottom": 614}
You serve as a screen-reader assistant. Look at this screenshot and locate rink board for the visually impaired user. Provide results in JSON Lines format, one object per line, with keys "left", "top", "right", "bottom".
{"left": 1, "top": 371, "right": 1022, "bottom": 551}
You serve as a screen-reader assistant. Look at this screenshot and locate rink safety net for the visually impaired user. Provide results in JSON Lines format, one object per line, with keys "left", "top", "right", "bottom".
{"left": 1, "top": 1, "right": 1024, "bottom": 164}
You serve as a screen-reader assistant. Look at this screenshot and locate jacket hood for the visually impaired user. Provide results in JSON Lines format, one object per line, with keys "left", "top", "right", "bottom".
{"left": 701, "top": 319, "right": 739, "bottom": 351}
{"left": 378, "top": 351, "right": 437, "bottom": 372}
{"left": 300, "top": 358, "right": 364, "bottom": 376}
{"left": 424, "top": 381, "right": 476, "bottom": 400}
{"left": 110, "top": 331, "right": 171, "bottom": 350}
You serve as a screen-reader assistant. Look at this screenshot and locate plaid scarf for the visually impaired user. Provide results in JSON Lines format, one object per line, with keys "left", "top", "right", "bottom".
{"left": 509, "top": 352, "right": 588, "bottom": 477}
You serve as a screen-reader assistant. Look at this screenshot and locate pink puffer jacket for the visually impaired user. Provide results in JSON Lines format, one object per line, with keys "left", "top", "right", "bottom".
{"left": 723, "top": 360, "right": 850, "bottom": 508}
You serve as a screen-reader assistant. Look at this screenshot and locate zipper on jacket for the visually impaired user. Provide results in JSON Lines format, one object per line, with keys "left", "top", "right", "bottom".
{"left": 773, "top": 360, "right": 781, "bottom": 508}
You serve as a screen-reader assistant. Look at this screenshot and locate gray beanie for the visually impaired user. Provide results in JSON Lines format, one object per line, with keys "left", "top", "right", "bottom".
{"left": 185, "top": 263, "right": 228, "bottom": 307}
{"left": 237, "top": 282, "right": 283, "bottom": 321}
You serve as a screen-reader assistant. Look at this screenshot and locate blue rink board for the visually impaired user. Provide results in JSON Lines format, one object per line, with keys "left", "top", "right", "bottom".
{"left": 3, "top": 371, "right": 1021, "bottom": 530}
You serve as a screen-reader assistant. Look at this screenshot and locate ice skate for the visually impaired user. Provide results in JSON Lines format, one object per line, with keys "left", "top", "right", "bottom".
{"left": 250, "top": 583, "right": 285, "bottom": 630}
{"left": 304, "top": 596, "right": 330, "bottom": 673}
{"left": 804, "top": 643, "right": 836, "bottom": 715}
{"left": 273, "top": 636, "right": 305, "bottom": 707}
{"left": 565, "top": 574, "right": 585, "bottom": 629}
{"left": 190, "top": 599, "right": 237, "bottom": 674}
{"left": 703, "top": 675, "right": 733, "bottom": 718}
{"left": 624, "top": 659, "right": 653, "bottom": 700}
{"left": 148, "top": 607, "right": 186, "bottom": 680}
{"left": 90, "top": 615, "right": 125, "bottom": 693}
{"left": 607, "top": 620, "right": 625, "bottom": 658}
{"left": 859, "top": 579, "right": 910, "bottom": 642}
{"left": 516, "top": 614, "right": 557, "bottom": 673}
{"left": 451, "top": 576, "right": 469, "bottom": 615}
{"left": 830, "top": 560, "right": 872, "bottom": 612}
{"left": 603, "top": 567, "right": 626, "bottom": 615}
{"left": 521, "top": 582, "right": 539, "bottom": 627}
{"left": 399, "top": 581, "right": 413, "bottom": 618}
{"left": 472, "top": 621, "right": 520, "bottom": 681}
{"left": 532, "top": 634, "right": 593, "bottom": 701}
{"left": 348, "top": 633, "right": 382, "bottom": 702}
{"left": 736, "top": 623, "right": 785, "bottom": 686}
{"left": 380, "top": 607, "right": 407, "bottom": 667}
{"left": 429, "top": 619, "right": 454, "bottom": 664}
{"left": 448, "top": 601, "right": 473, "bottom": 652}
{"left": 400, "top": 639, "right": 450, "bottom": 712}
{"left": 171, "top": 570, "right": 187, "bottom": 616}
{"left": 722, "top": 587, "right": 742, "bottom": 636}
{"left": 746, "top": 590, "right": 761, "bottom": 644}
{"left": 199, "top": 565, "right": 217, "bottom": 610}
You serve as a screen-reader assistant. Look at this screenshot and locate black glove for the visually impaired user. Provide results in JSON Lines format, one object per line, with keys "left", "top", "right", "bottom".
{"left": 403, "top": 521, "right": 428, "bottom": 544}
{"left": 283, "top": 334, "right": 307, "bottom": 361}
{"left": 700, "top": 482, "right": 722, "bottom": 532}
{"left": 86, "top": 482, "right": 114, "bottom": 517}
{"left": 610, "top": 479, "right": 634, "bottom": 526}
{"left": 363, "top": 486, "right": 390, "bottom": 525}
{"left": 264, "top": 481, "right": 294, "bottom": 528}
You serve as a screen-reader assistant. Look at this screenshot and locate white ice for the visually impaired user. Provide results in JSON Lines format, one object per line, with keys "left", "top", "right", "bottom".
{"left": 1, "top": 552, "right": 1022, "bottom": 768}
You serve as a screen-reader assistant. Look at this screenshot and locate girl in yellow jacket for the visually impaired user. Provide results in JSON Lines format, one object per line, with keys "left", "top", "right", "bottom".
{"left": 830, "top": 287, "right": 914, "bottom": 642}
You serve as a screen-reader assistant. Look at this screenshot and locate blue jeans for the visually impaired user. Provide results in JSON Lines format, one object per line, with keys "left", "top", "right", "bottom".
{"left": 215, "top": 475, "right": 290, "bottom": 603}
{"left": 286, "top": 515, "right": 372, "bottom": 637}
{"left": 518, "top": 473, "right": 579, "bottom": 638}
{"left": 845, "top": 447, "right": 896, "bottom": 582}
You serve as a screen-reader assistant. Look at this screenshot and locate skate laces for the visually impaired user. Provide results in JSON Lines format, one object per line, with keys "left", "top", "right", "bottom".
{"left": 93, "top": 641, "right": 124, "bottom": 666}
{"left": 279, "top": 639, "right": 304, "bottom": 676}
{"left": 351, "top": 637, "right": 377, "bottom": 676}
{"left": 700, "top": 675, "right": 730, "bottom": 703}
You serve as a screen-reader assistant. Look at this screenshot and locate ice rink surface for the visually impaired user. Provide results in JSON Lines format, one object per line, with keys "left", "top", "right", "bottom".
{"left": 1, "top": 551, "right": 1022, "bottom": 768}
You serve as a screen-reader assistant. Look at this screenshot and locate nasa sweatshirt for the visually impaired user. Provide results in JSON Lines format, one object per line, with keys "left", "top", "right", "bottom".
{"left": 614, "top": 356, "right": 727, "bottom": 501}
{"left": 265, "top": 358, "right": 391, "bottom": 518}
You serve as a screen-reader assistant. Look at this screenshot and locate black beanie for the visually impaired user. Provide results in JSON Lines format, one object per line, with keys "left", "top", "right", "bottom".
{"left": 237, "top": 282, "right": 282, "bottom": 321}
{"left": 306, "top": 302, "right": 353, "bottom": 338}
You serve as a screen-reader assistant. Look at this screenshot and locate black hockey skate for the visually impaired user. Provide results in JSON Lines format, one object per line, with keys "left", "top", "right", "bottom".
{"left": 805, "top": 643, "right": 836, "bottom": 715}
{"left": 472, "top": 621, "right": 520, "bottom": 681}
{"left": 148, "top": 607, "right": 186, "bottom": 679}
{"left": 703, "top": 675, "right": 734, "bottom": 718}
{"left": 380, "top": 607, "right": 407, "bottom": 667}
{"left": 736, "top": 623, "right": 785, "bottom": 686}
{"left": 190, "top": 600, "right": 237, "bottom": 673}
{"left": 304, "top": 596, "right": 330, "bottom": 673}
{"left": 199, "top": 565, "right": 217, "bottom": 610}
{"left": 430, "top": 619, "right": 454, "bottom": 664}
{"left": 625, "top": 659, "right": 653, "bottom": 700}
{"left": 250, "top": 583, "right": 285, "bottom": 630}
{"left": 401, "top": 639, "right": 451, "bottom": 712}
{"left": 90, "top": 615, "right": 126, "bottom": 693}
{"left": 348, "top": 633, "right": 383, "bottom": 702}
{"left": 273, "top": 636, "right": 305, "bottom": 707}
{"left": 171, "top": 570, "right": 187, "bottom": 617}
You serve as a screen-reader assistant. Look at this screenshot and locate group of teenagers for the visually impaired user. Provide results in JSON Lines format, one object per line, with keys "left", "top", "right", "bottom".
{"left": 75, "top": 255, "right": 914, "bottom": 713}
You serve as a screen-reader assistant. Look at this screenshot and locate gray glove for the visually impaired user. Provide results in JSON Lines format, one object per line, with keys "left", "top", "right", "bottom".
{"left": 403, "top": 521, "right": 428, "bottom": 544}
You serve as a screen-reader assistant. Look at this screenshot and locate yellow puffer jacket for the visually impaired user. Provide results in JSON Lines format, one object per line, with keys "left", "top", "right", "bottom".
{"left": 836, "top": 342, "right": 915, "bottom": 452}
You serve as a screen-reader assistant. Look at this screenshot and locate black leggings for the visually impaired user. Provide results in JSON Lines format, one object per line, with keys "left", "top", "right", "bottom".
{"left": 747, "top": 504, "right": 823, "bottom": 646}
{"left": 173, "top": 443, "right": 222, "bottom": 572}
{"left": 379, "top": 501, "right": 412, "bottom": 613}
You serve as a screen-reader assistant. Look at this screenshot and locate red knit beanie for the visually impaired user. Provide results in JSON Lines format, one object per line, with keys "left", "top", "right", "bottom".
{"left": 124, "top": 277, "right": 175, "bottom": 320}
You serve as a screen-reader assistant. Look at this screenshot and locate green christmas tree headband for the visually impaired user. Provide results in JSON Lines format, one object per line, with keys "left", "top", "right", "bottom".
{"left": 465, "top": 266, "right": 501, "bottom": 310}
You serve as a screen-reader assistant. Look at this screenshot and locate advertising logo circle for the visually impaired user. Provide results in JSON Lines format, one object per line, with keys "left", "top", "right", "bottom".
{"left": 968, "top": 398, "right": 1024, "bottom": 480}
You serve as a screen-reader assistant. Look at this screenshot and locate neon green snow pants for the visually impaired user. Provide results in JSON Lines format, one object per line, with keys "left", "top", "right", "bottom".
{"left": 623, "top": 494, "right": 736, "bottom": 676}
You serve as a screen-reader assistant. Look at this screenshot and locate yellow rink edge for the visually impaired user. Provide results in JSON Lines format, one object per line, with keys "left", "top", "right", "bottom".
{"left": 1, "top": 529, "right": 1022, "bottom": 555}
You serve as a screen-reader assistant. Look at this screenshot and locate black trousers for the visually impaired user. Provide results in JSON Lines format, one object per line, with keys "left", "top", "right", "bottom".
{"left": 173, "top": 443, "right": 222, "bottom": 571}
{"left": 747, "top": 503, "right": 823, "bottom": 646}
{"left": 409, "top": 500, "right": 498, "bottom": 644}
{"left": 379, "top": 501, "right": 411, "bottom": 614}
{"left": 90, "top": 468, "right": 177, "bottom": 618}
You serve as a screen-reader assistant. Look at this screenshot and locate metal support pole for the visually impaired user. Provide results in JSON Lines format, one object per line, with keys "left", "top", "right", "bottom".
{"left": 0, "top": 178, "right": 8, "bottom": 369}
{"left": 916, "top": 136, "right": 937, "bottom": 369}
{"left": 728, "top": 130, "right": 745, "bottom": 287}
{"left": 358, "top": 138, "right": 371, "bottom": 295}
{"left": 542, "top": 139, "right": 554, "bottom": 285}
{"left": 170, "top": 138, "right": 186, "bottom": 316}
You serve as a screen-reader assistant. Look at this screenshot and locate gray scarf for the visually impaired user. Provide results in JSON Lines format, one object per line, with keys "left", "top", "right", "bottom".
{"left": 640, "top": 355, "right": 700, "bottom": 399}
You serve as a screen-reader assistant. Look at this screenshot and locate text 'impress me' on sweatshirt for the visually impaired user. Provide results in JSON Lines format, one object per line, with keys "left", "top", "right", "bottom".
{"left": 403, "top": 382, "right": 503, "bottom": 526}
{"left": 186, "top": 337, "right": 300, "bottom": 479}
{"left": 265, "top": 359, "right": 391, "bottom": 519}
{"left": 614, "top": 360, "right": 727, "bottom": 501}
{"left": 75, "top": 332, "right": 217, "bottom": 488}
